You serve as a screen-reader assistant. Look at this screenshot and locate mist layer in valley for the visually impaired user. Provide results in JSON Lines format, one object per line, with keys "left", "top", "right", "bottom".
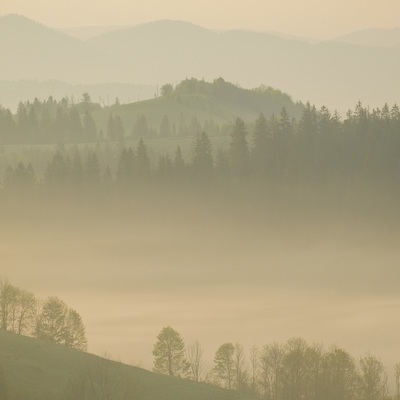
{"left": 2, "top": 185, "right": 400, "bottom": 371}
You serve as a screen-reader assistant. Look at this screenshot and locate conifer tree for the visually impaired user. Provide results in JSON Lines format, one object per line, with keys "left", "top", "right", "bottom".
{"left": 229, "top": 118, "right": 249, "bottom": 178}
{"left": 82, "top": 111, "right": 97, "bottom": 141}
{"left": 45, "top": 152, "right": 70, "bottom": 188}
{"left": 70, "top": 146, "right": 83, "bottom": 187}
{"left": 107, "top": 114, "right": 115, "bottom": 140}
{"left": 116, "top": 148, "right": 135, "bottom": 185}
{"left": 113, "top": 115, "right": 125, "bottom": 142}
{"left": 156, "top": 154, "right": 173, "bottom": 181}
{"left": 16, "top": 102, "right": 29, "bottom": 142}
{"left": 251, "top": 113, "right": 269, "bottom": 176}
{"left": 68, "top": 106, "right": 83, "bottom": 142}
{"left": 191, "top": 132, "right": 213, "bottom": 180}
{"left": 215, "top": 148, "right": 230, "bottom": 180}
{"left": 134, "top": 139, "right": 151, "bottom": 181}
{"left": 3, "top": 162, "right": 35, "bottom": 193}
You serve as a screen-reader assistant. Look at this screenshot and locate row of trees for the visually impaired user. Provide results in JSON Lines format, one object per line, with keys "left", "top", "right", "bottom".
{"left": 0, "top": 278, "right": 87, "bottom": 351}
{"left": 2, "top": 101, "right": 400, "bottom": 196}
{"left": 152, "top": 326, "right": 400, "bottom": 400}
{"left": 0, "top": 95, "right": 100, "bottom": 144}
{"left": 0, "top": 77, "right": 303, "bottom": 145}
{"left": 0, "top": 94, "right": 223, "bottom": 144}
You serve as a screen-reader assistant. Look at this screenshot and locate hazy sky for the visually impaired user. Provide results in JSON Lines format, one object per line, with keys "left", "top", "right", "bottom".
{"left": 2, "top": 0, "right": 400, "bottom": 39}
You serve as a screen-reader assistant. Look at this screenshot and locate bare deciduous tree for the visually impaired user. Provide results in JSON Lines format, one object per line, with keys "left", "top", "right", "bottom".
{"left": 0, "top": 277, "right": 15, "bottom": 331}
{"left": 249, "top": 345, "right": 259, "bottom": 393}
{"left": 187, "top": 340, "right": 204, "bottom": 382}
{"left": 358, "top": 354, "right": 388, "bottom": 400}
{"left": 259, "top": 342, "right": 285, "bottom": 400}
{"left": 234, "top": 343, "right": 247, "bottom": 391}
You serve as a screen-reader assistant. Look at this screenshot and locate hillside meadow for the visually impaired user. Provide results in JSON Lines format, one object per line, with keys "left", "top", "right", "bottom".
{"left": 0, "top": 329, "right": 251, "bottom": 400}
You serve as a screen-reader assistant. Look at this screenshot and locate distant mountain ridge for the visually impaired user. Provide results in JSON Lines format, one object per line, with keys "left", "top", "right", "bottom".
{"left": 1, "top": 14, "right": 400, "bottom": 112}
{"left": 59, "top": 20, "right": 317, "bottom": 43}
{"left": 0, "top": 14, "right": 121, "bottom": 83}
{"left": 329, "top": 27, "right": 400, "bottom": 48}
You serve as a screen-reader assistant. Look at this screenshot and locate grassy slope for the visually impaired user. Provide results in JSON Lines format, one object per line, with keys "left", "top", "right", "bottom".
{"left": 0, "top": 81, "right": 303, "bottom": 164}
{"left": 0, "top": 330, "right": 252, "bottom": 400}
{"left": 92, "top": 87, "right": 303, "bottom": 136}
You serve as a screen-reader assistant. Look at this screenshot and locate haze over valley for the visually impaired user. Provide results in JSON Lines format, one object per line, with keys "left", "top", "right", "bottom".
{"left": 1, "top": 4, "right": 400, "bottom": 400}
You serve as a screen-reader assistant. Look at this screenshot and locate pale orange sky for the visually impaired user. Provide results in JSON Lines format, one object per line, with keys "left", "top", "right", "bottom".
{"left": 2, "top": 0, "right": 400, "bottom": 39}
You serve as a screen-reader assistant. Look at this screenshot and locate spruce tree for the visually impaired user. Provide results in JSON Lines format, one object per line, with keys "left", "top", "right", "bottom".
{"left": 191, "top": 132, "right": 213, "bottom": 180}
{"left": 134, "top": 139, "right": 151, "bottom": 181}
{"left": 251, "top": 113, "right": 269, "bottom": 176}
{"left": 229, "top": 118, "right": 249, "bottom": 178}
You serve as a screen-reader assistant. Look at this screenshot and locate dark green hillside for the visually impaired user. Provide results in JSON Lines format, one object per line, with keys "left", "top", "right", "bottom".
{"left": 92, "top": 78, "right": 303, "bottom": 136}
{"left": 0, "top": 330, "right": 253, "bottom": 400}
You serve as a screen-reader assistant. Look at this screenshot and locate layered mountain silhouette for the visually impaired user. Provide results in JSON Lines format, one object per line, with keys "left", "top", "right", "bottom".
{"left": 330, "top": 27, "right": 400, "bottom": 48}
{"left": 1, "top": 14, "right": 400, "bottom": 112}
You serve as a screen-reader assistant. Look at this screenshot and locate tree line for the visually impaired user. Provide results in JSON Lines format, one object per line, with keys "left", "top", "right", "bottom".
{"left": 0, "top": 277, "right": 87, "bottom": 351}
{"left": 152, "top": 325, "right": 400, "bottom": 400}
{"left": 2, "top": 101, "right": 400, "bottom": 197}
{"left": 0, "top": 78, "right": 302, "bottom": 145}
{"left": 0, "top": 95, "right": 222, "bottom": 144}
{"left": 0, "top": 93, "right": 223, "bottom": 145}
{"left": 0, "top": 94, "right": 101, "bottom": 145}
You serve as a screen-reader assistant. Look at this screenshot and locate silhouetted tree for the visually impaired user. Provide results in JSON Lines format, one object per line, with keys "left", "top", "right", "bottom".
{"left": 187, "top": 340, "right": 204, "bottom": 382}
{"left": 229, "top": 118, "right": 249, "bottom": 178}
{"left": 35, "top": 296, "right": 87, "bottom": 351}
{"left": 82, "top": 111, "right": 97, "bottom": 141}
{"left": 3, "top": 162, "right": 35, "bottom": 193}
{"left": 68, "top": 106, "right": 83, "bottom": 142}
{"left": 116, "top": 148, "right": 135, "bottom": 185}
{"left": 251, "top": 113, "right": 270, "bottom": 176}
{"left": 357, "top": 355, "right": 388, "bottom": 400}
{"left": 152, "top": 326, "right": 189, "bottom": 377}
{"left": 321, "top": 347, "right": 357, "bottom": 400}
{"left": 45, "top": 152, "right": 70, "bottom": 188}
{"left": 173, "top": 146, "right": 186, "bottom": 181}
{"left": 161, "top": 84, "right": 174, "bottom": 97}
{"left": 191, "top": 132, "right": 213, "bottom": 180}
{"left": 134, "top": 139, "right": 151, "bottom": 181}
{"left": 213, "top": 343, "right": 235, "bottom": 389}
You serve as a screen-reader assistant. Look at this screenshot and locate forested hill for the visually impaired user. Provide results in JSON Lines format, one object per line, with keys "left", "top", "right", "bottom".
{"left": 0, "top": 330, "right": 251, "bottom": 400}
{"left": 0, "top": 78, "right": 302, "bottom": 145}
{"left": 92, "top": 78, "right": 303, "bottom": 135}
